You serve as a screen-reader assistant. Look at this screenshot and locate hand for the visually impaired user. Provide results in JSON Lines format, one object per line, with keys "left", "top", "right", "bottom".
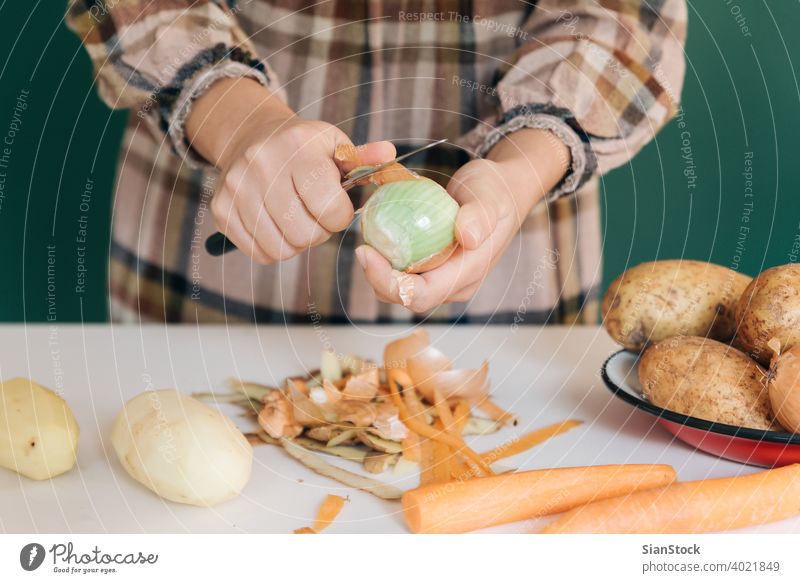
{"left": 355, "top": 128, "right": 571, "bottom": 311}
{"left": 186, "top": 78, "right": 395, "bottom": 264}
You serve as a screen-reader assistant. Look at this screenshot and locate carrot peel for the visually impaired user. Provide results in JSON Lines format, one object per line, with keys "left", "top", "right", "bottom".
{"left": 480, "top": 420, "right": 583, "bottom": 464}
{"left": 388, "top": 371, "right": 492, "bottom": 476}
{"left": 474, "top": 397, "right": 518, "bottom": 426}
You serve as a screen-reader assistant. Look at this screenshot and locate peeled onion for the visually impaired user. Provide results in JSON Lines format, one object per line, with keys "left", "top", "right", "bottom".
{"left": 361, "top": 179, "right": 458, "bottom": 273}
{"left": 767, "top": 341, "right": 800, "bottom": 432}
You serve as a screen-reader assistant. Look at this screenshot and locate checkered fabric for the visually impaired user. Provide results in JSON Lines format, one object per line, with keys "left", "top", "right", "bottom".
{"left": 66, "top": 0, "right": 686, "bottom": 324}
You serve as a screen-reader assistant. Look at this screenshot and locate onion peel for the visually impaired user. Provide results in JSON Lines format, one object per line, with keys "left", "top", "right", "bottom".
{"left": 384, "top": 331, "right": 489, "bottom": 402}
{"left": 766, "top": 338, "right": 800, "bottom": 432}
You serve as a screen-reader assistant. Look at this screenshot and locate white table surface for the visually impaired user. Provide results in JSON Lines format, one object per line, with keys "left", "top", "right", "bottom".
{"left": 0, "top": 324, "right": 796, "bottom": 534}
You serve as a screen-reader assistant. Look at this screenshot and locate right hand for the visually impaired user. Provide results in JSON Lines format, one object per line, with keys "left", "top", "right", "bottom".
{"left": 186, "top": 78, "right": 395, "bottom": 264}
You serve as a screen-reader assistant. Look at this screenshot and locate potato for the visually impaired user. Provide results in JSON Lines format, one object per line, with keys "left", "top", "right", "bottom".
{"left": 0, "top": 378, "right": 79, "bottom": 480}
{"left": 602, "top": 260, "right": 751, "bottom": 351}
{"left": 735, "top": 264, "right": 800, "bottom": 365}
{"left": 639, "top": 337, "right": 779, "bottom": 431}
{"left": 111, "top": 390, "right": 252, "bottom": 507}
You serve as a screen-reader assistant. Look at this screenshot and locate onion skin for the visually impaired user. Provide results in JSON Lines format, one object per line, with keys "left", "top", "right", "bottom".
{"left": 361, "top": 179, "right": 458, "bottom": 273}
{"left": 384, "top": 329, "right": 438, "bottom": 370}
{"left": 405, "top": 241, "right": 457, "bottom": 274}
{"left": 768, "top": 345, "right": 800, "bottom": 432}
{"left": 383, "top": 330, "right": 489, "bottom": 402}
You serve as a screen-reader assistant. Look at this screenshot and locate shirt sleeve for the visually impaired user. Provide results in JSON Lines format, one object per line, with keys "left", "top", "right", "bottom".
{"left": 459, "top": 0, "right": 687, "bottom": 200}
{"left": 65, "top": 0, "right": 286, "bottom": 167}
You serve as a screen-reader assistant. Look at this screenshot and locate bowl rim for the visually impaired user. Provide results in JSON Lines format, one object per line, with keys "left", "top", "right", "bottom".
{"left": 601, "top": 349, "right": 800, "bottom": 445}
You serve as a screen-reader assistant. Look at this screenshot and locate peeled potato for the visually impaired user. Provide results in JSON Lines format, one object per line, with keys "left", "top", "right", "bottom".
{"left": 602, "top": 260, "right": 751, "bottom": 351}
{"left": 0, "top": 378, "right": 79, "bottom": 480}
{"left": 639, "top": 337, "right": 779, "bottom": 431}
{"left": 735, "top": 264, "right": 800, "bottom": 365}
{"left": 111, "top": 389, "right": 252, "bottom": 507}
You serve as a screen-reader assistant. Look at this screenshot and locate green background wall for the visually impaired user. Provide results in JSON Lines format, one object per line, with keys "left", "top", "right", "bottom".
{"left": 0, "top": 2, "right": 797, "bottom": 323}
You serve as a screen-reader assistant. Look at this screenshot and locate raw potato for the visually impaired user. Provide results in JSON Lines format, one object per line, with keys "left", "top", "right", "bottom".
{"left": 602, "top": 260, "right": 751, "bottom": 351}
{"left": 639, "top": 337, "right": 780, "bottom": 431}
{"left": 111, "top": 390, "right": 252, "bottom": 507}
{"left": 735, "top": 264, "right": 800, "bottom": 365}
{"left": 0, "top": 378, "right": 79, "bottom": 480}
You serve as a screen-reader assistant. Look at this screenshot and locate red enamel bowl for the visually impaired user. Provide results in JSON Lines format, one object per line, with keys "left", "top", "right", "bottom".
{"left": 601, "top": 350, "right": 800, "bottom": 468}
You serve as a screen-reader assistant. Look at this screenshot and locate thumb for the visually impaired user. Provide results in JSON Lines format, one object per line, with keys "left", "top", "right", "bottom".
{"left": 357, "top": 141, "right": 397, "bottom": 165}
{"left": 332, "top": 136, "right": 396, "bottom": 174}
{"left": 456, "top": 184, "right": 497, "bottom": 250}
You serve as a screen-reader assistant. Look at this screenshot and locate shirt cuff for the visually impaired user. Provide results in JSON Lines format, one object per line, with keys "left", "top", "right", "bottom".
{"left": 464, "top": 103, "right": 598, "bottom": 201}
{"left": 162, "top": 44, "right": 272, "bottom": 169}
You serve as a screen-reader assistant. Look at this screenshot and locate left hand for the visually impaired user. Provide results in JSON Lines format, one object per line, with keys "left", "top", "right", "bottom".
{"left": 354, "top": 128, "right": 571, "bottom": 312}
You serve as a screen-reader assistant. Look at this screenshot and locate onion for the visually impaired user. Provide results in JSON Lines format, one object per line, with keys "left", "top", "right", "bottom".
{"left": 767, "top": 340, "right": 800, "bottom": 432}
{"left": 361, "top": 178, "right": 458, "bottom": 273}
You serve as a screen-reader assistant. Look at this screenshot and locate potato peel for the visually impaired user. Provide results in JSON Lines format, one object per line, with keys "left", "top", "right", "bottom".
{"left": 280, "top": 438, "right": 405, "bottom": 500}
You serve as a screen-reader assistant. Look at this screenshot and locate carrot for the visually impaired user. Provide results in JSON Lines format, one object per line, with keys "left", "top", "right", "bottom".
{"left": 388, "top": 370, "right": 492, "bottom": 476}
{"left": 312, "top": 494, "right": 346, "bottom": 532}
{"left": 542, "top": 464, "right": 800, "bottom": 534}
{"left": 481, "top": 420, "right": 583, "bottom": 464}
{"left": 293, "top": 527, "right": 316, "bottom": 534}
{"left": 402, "top": 464, "right": 676, "bottom": 534}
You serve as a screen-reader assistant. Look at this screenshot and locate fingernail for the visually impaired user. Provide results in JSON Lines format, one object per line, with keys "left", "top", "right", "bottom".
{"left": 355, "top": 246, "right": 367, "bottom": 269}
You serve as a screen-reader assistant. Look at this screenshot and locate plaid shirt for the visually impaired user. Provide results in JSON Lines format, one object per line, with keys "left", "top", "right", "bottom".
{"left": 67, "top": 0, "right": 686, "bottom": 324}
